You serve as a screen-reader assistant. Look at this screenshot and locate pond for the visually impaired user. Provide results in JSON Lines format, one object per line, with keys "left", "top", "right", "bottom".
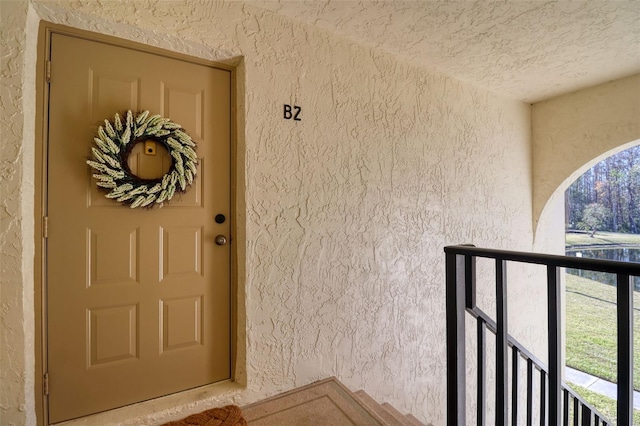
{"left": 566, "top": 247, "right": 640, "bottom": 289}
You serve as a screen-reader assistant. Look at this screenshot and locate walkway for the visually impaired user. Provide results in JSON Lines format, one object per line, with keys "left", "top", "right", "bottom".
{"left": 566, "top": 366, "right": 640, "bottom": 410}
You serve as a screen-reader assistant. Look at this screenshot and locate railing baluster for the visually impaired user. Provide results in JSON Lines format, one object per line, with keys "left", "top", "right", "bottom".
{"left": 446, "top": 253, "right": 466, "bottom": 426}
{"left": 540, "top": 371, "right": 546, "bottom": 426}
{"left": 563, "top": 388, "right": 569, "bottom": 426}
{"left": 444, "top": 245, "right": 626, "bottom": 426}
{"left": 496, "top": 259, "right": 508, "bottom": 426}
{"left": 617, "top": 273, "right": 633, "bottom": 425}
{"left": 465, "top": 254, "right": 476, "bottom": 309}
{"left": 512, "top": 347, "right": 519, "bottom": 425}
{"left": 547, "top": 265, "right": 562, "bottom": 423}
{"left": 477, "top": 319, "right": 486, "bottom": 426}
{"left": 581, "top": 404, "right": 591, "bottom": 426}
{"left": 527, "top": 360, "right": 533, "bottom": 426}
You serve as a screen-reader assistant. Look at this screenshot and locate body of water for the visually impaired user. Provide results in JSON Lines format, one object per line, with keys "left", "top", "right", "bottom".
{"left": 566, "top": 247, "right": 640, "bottom": 289}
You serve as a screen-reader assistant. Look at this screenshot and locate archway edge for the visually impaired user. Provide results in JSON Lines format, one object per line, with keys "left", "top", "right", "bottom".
{"left": 532, "top": 74, "right": 640, "bottom": 252}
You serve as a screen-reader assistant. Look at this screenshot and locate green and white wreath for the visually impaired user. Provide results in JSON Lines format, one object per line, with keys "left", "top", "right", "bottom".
{"left": 87, "top": 110, "right": 198, "bottom": 208}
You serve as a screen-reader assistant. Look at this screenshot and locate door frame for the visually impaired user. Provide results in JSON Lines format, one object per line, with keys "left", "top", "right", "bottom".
{"left": 34, "top": 21, "right": 241, "bottom": 425}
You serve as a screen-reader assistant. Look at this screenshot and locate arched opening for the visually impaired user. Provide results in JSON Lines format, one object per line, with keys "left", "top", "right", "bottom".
{"left": 534, "top": 139, "right": 640, "bottom": 255}
{"left": 563, "top": 143, "right": 640, "bottom": 420}
{"left": 535, "top": 139, "right": 640, "bottom": 420}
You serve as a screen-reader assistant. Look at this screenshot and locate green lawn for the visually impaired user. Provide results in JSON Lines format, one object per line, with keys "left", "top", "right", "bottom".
{"left": 566, "top": 274, "right": 640, "bottom": 390}
{"left": 564, "top": 231, "right": 639, "bottom": 422}
{"left": 566, "top": 384, "right": 640, "bottom": 425}
{"left": 566, "top": 231, "right": 640, "bottom": 249}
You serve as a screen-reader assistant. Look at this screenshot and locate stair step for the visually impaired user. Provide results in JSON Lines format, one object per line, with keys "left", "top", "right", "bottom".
{"left": 382, "top": 402, "right": 404, "bottom": 420}
{"left": 241, "top": 377, "right": 425, "bottom": 425}
{"left": 405, "top": 414, "right": 428, "bottom": 426}
{"left": 242, "top": 377, "right": 389, "bottom": 425}
{"left": 352, "top": 390, "right": 405, "bottom": 426}
{"left": 382, "top": 402, "right": 419, "bottom": 425}
{"left": 353, "top": 390, "right": 426, "bottom": 426}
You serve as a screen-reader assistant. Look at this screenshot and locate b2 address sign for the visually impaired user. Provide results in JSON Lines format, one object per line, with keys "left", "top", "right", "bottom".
{"left": 284, "top": 104, "right": 302, "bottom": 121}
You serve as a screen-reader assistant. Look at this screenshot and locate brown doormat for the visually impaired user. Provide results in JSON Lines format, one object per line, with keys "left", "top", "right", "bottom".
{"left": 161, "top": 405, "right": 247, "bottom": 426}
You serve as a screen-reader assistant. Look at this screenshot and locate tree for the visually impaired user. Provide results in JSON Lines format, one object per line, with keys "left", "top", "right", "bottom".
{"left": 578, "top": 203, "right": 609, "bottom": 237}
{"left": 565, "top": 145, "right": 640, "bottom": 234}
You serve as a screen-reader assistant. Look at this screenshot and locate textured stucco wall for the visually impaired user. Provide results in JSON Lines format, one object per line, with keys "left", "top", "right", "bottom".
{"left": 1, "top": 1, "right": 37, "bottom": 425}
{"left": 1, "top": 1, "right": 537, "bottom": 425}
{"left": 532, "top": 74, "right": 640, "bottom": 243}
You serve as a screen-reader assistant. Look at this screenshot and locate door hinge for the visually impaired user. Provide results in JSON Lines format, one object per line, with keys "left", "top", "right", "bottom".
{"left": 43, "top": 216, "right": 48, "bottom": 239}
{"left": 46, "top": 60, "right": 51, "bottom": 84}
{"left": 43, "top": 372, "right": 49, "bottom": 396}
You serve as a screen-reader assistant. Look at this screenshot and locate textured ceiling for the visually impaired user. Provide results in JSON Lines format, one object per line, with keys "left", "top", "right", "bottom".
{"left": 252, "top": 0, "right": 640, "bottom": 102}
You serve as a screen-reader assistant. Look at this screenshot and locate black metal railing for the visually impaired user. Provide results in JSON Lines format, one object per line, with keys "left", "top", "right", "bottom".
{"left": 445, "top": 245, "right": 639, "bottom": 425}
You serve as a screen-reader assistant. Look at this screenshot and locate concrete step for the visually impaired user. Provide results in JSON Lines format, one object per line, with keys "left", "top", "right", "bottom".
{"left": 353, "top": 390, "right": 426, "bottom": 426}
{"left": 352, "top": 390, "right": 405, "bottom": 426}
{"left": 242, "top": 377, "right": 388, "bottom": 425}
{"left": 241, "top": 377, "right": 426, "bottom": 426}
{"left": 406, "top": 414, "right": 427, "bottom": 426}
{"left": 381, "top": 402, "right": 425, "bottom": 426}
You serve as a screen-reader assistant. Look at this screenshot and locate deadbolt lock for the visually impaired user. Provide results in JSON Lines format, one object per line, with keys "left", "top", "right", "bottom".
{"left": 144, "top": 141, "right": 157, "bottom": 155}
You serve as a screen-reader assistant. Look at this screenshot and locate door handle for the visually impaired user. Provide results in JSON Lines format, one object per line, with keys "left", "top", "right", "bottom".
{"left": 215, "top": 235, "right": 227, "bottom": 246}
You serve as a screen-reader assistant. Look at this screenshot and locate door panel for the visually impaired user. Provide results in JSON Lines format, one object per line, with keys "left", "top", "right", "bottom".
{"left": 88, "top": 227, "right": 140, "bottom": 286}
{"left": 46, "top": 34, "right": 231, "bottom": 423}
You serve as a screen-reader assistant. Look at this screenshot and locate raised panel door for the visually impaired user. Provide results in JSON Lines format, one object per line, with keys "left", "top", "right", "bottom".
{"left": 46, "top": 33, "right": 231, "bottom": 423}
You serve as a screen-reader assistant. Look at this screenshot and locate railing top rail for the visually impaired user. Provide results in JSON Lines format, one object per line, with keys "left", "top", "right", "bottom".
{"left": 444, "top": 245, "right": 640, "bottom": 275}
{"left": 468, "top": 307, "right": 547, "bottom": 370}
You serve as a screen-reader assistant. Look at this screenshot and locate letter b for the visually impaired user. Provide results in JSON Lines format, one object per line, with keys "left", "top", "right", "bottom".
{"left": 284, "top": 104, "right": 293, "bottom": 119}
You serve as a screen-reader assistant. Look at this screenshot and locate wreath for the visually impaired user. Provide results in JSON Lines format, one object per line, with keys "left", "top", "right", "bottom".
{"left": 87, "top": 110, "right": 198, "bottom": 208}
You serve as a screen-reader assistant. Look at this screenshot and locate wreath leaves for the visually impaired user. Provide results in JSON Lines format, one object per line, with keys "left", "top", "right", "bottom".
{"left": 87, "top": 110, "right": 198, "bottom": 208}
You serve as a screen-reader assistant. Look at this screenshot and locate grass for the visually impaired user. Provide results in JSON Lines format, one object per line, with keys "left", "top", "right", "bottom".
{"left": 565, "top": 273, "right": 640, "bottom": 390}
{"left": 566, "top": 384, "right": 640, "bottom": 425}
{"left": 564, "top": 231, "right": 640, "bottom": 421}
{"left": 566, "top": 231, "right": 640, "bottom": 249}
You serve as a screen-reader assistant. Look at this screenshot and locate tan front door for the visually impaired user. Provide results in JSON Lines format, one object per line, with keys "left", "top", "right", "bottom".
{"left": 46, "top": 33, "right": 231, "bottom": 423}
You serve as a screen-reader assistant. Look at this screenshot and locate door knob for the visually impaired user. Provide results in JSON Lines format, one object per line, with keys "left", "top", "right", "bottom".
{"left": 215, "top": 235, "right": 227, "bottom": 246}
